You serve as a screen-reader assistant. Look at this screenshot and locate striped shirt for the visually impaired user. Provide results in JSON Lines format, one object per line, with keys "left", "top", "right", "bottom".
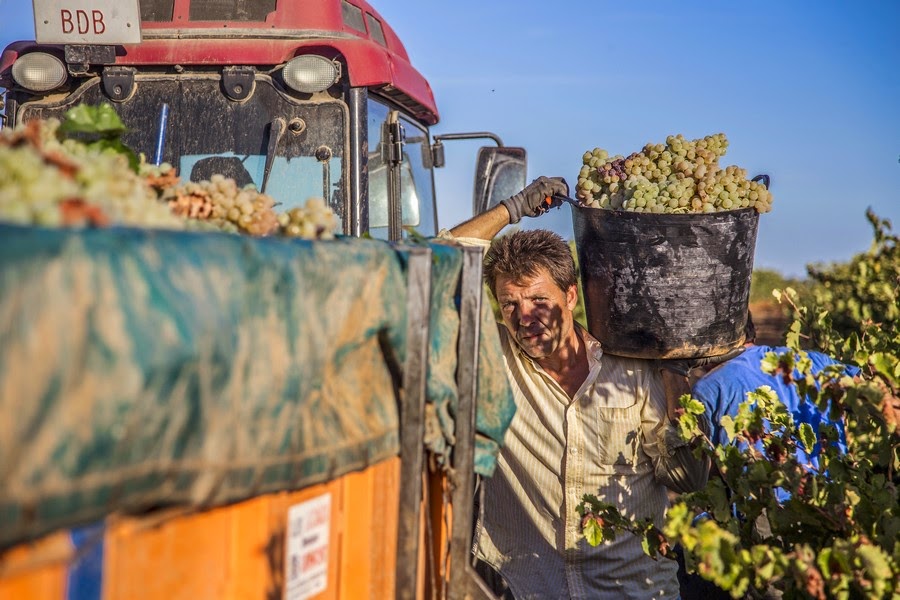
{"left": 475, "top": 325, "right": 705, "bottom": 599}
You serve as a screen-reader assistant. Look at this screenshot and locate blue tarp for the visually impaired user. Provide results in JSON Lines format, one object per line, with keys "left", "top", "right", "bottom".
{"left": 0, "top": 224, "right": 514, "bottom": 549}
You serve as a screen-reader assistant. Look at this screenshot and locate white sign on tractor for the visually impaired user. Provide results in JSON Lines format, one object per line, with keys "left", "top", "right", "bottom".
{"left": 284, "top": 494, "right": 332, "bottom": 600}
{"left": 33, "top": 0, "right": 142, "bottom": 45}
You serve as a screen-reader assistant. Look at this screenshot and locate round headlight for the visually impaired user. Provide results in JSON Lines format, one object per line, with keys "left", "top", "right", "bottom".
{"left": 282, "top": 55, "right": 340, "bottom": 94}
{"left": 12, "top": 52, "right": 68, "bottom": 92}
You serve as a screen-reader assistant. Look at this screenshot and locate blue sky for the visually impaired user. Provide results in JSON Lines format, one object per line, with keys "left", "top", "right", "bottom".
{"left": 2, "top": 1, "right": 899, "bottom": 277}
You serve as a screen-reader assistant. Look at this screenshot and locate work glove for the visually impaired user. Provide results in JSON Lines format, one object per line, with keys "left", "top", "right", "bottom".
{"left": 655, "top": 346, "right": 747, "bottom": 377}
{"left": 500, "top": 176, "right": 569, "bottom": 224}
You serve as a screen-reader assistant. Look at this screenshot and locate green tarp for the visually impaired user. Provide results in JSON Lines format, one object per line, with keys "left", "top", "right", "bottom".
{"left": 0, "top": 224, "right": 514, "bottom": 549}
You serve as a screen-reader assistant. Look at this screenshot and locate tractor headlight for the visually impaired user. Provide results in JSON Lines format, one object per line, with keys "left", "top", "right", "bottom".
{"left": 11, "top": 52, "right": 67, "bottom": 92}
{"left": 282, "top": 55, "right": 340, "bottom": 94}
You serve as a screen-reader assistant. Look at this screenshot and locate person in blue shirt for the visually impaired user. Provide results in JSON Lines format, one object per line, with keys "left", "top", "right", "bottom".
{"left": 692, "top": 312, "right": 861, "bottom": 483}
{"left": 677, "top": 312, "right": 861, "bottom": 600}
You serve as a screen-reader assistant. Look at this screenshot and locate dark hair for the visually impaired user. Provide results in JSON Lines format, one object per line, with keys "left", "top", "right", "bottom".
{"left": 744, "top": 311, "right": 757, "bottom": 344}
{"left": 483, "top": 229, "right": 578, "bottom": 297}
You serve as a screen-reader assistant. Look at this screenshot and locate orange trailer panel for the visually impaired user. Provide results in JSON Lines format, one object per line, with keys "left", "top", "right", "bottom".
{"left": 0, "top": 457, "right": 402, "bottom": 600}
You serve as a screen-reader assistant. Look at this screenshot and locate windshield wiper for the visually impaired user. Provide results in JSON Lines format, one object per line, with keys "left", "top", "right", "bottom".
{"left": 261, "top": 117, "right": 285, "bottom": 194}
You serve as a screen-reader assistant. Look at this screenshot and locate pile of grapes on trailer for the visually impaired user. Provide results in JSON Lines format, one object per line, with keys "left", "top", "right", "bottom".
{"left": 0, "top": 115, "right": 340, "bottom": 240}
{"left": 575, "top": 133, "right": 773, "bottom": 214}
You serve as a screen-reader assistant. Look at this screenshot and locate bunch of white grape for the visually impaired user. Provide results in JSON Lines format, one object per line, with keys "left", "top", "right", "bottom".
{"left": 575, "top": 133, "right": 773, "bottom": 214}
{"left": 161, "top": 174, "right": 280, "bottom": 236}
{"left": 278, "top": 197, "right": 339, "bottom": 240}
{"left": 0, "top": 119, "right": 185, "bottom": 229}
{"left": 1, "top": 116, "right": 341, "bottom": 239}
{"left": 139, "top": 160, "right": 180, "bottom": 193}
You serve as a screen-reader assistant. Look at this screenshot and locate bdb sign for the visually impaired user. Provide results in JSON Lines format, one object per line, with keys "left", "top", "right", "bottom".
{"left": 33, "top": 0, "right": 142, "bottom": 45}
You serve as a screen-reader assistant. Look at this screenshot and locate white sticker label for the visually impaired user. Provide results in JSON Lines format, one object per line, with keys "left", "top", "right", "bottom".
{"left": 284, "top": 494, "right": 331, "bottom": 600}
{"left": 33, "top": 0, "right": 142, "bottom": 45}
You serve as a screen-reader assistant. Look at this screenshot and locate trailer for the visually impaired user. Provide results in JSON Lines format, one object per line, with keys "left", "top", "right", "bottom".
{"left": 0, "top": 1, "right": 523, "bottom": 598}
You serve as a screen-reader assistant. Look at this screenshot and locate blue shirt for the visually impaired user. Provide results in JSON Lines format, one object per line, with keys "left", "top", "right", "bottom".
{"left": 692, "top": 345, "right": 860, "bottom": 474}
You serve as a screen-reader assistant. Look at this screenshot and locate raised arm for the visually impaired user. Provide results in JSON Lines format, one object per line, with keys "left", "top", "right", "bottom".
{"left": 449, "top": 203, "right": 513, "bottom": 240}
{"left": 449, "top": 176, "right": 569, "bottom": 240}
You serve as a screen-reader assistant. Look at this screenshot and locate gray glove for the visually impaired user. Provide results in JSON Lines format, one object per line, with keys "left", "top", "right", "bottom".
{"left": 500, "top": 176, "right": 569, "bottom": 224}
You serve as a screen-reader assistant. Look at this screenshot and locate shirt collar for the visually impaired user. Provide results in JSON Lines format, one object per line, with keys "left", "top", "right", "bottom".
{"left": 577, "top": 323, "right": 604, "bottom": 364}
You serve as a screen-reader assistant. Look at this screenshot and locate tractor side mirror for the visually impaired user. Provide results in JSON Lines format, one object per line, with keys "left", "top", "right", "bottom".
{"left": 472, "top": 146, "right": 527, "bottom": 217}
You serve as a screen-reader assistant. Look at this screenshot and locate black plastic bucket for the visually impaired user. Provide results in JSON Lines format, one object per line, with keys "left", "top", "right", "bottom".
{"left": 571, "top": 206, "right": 759, "bottom": 359}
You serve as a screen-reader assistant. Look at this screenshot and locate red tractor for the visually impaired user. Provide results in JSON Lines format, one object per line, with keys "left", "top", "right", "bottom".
{"left": 1, "top": 0, "right": 527, "bottom": 240}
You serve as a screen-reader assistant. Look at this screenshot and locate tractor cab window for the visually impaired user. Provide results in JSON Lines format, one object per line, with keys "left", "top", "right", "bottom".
{"left": 140, "top": 0, "right": 175, "bottom": 21}
{"left": 143, "top": 0, "right": 272, "bottom": 22}
{"left": 17, "top": 76, "right": 347, "bottom": 220}
{"left": 190, "top": 0, "right": 276, "bottom": 21}
{"left": 368, "top": 99, "right": 437, "bottom": 240}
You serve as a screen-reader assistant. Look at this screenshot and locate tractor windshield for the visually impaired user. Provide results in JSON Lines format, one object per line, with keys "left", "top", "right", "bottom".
{"left": 18, "top": 74, "right": 346, "bottom": 216}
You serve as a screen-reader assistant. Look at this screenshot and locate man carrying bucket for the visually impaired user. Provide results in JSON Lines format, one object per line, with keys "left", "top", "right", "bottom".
{"left": 443, "top": 177, "right": 711, "bottom": 599}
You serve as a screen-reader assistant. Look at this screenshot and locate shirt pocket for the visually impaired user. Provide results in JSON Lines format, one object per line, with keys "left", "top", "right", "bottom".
{"left": 594, "top": 397, "right": 642, "bottom": 466}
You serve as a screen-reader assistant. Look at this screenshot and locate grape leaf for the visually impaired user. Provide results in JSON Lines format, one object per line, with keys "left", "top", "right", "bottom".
{"left": 869, "top": 352, "right": 898, "bottom": 382}
{"left": 59, "top": 103, "right": 127, "bottom": 136}
{"left": 761, "top": 352, "right": 781, "bottom": 375}
{"left": 856, "top": 544, "right": 892, "bottom": 598}
{"left": 583, "top": 517, "right": 604, "bottom": 547}
{"left": 798, "top": 423, "right": 816, "bottom": 455}
{"left": 720, "top": 415, "right": 737, "bottom": 442}
{"left": 681, "top": 396, "right": 706, "bottom": 416}
{"left": 89, "top": 138, "right": 140, "bottom": 171}
{"left": 785, "top": 320, "right": 802, "bottom": 349}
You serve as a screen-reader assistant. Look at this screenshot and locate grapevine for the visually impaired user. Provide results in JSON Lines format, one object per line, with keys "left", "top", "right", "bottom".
{"left": 576, "top": 133, "right": 774, "bottom": 214}
{"left": 575, "top": 261, "right": 900, "bottom": 599}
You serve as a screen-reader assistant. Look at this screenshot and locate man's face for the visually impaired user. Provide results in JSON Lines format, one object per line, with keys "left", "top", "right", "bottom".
{"left": 495, "top": 267, "right": 578, "bottom": 360}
